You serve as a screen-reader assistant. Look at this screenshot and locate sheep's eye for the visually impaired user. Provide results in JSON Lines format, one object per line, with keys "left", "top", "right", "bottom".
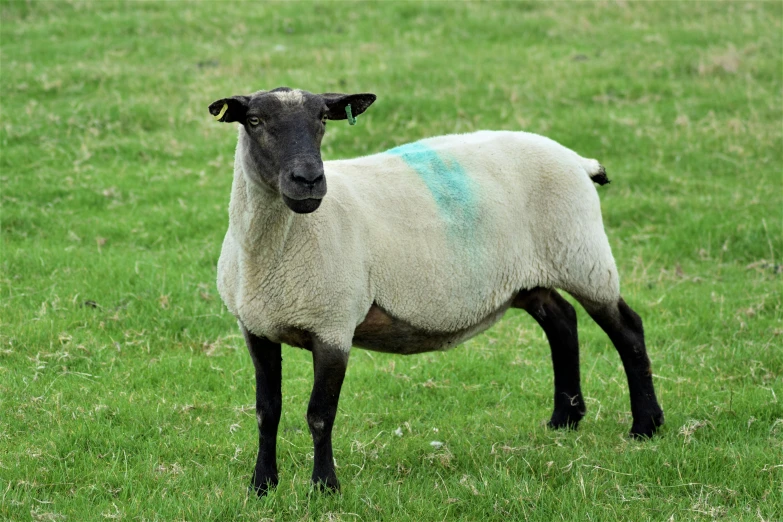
{"left": 247, "top": 116, "right": 261, "bottom": 126}
{"left": 321, "top": 114, "right": 328, "bottom": 124}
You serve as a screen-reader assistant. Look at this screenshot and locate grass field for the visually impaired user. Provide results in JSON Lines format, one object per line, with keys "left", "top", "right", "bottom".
{"left": 1, "top": 1, "right": 782, "bottom": 520}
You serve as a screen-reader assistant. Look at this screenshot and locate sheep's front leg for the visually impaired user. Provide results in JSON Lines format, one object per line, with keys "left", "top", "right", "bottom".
{"left": 242, "top": 327, "right": 282, "bottom": 496}
{"left": 307, "top": 341, "right": 349, "bottom": 492}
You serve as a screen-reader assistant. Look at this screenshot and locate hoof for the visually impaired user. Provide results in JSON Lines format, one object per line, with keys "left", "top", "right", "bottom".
{"left": 312, "top": 475, "right": 340, "bottom": 494}
{"left": 250, "top": 474, "right": 278, "bottom": 497}
{"left": 548, "top": 402, "right": 586, "bottom": 430}
{"left": 547, "top": 417, "right": 581, "bottom": 430}
{"left": 629, "top": 410, "right": 664, "bottom": 439}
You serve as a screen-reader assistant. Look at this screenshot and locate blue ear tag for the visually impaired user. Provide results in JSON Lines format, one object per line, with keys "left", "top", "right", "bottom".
{"left": 345, "top": 104, "right": 357, "bottom": 125}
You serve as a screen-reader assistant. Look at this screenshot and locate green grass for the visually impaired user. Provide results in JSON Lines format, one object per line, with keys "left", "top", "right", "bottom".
{"left": 1, "top": 1, "right": 781, "bottom": 520}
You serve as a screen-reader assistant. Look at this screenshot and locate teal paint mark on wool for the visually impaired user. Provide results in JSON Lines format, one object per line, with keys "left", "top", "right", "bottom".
{"left": 387, "top": 142, "right": 477, "bottom": 235}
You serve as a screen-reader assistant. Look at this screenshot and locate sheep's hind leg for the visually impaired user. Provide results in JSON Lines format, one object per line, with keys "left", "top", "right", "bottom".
{"left": 514, "top": 288, "right": 586, "bottom": 430}
{"left": 243, "top": 327, "right": 282, "bottom": 496}
{"left": 307, "top": 341, "right": 349, "bottom": 492}
{"left": 576, "top": 297, "right": 664, "bottom": 438}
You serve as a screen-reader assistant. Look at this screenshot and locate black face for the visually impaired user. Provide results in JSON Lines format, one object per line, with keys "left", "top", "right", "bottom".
{"left": 209, "top": 88, "right": 376, "bottom": 214}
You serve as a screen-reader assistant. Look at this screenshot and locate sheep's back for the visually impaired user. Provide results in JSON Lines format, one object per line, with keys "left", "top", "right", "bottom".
{"left": 324, "top": 131, "right": 618, "bottom": 334}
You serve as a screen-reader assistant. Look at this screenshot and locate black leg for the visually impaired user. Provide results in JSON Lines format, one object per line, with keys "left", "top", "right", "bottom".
{"left": 307, "top": 341, "right": 349, "bottom": 492}
{"left": 579, "top": 297, "right": 664, "bottom": 438}
{"left": 242, "top": 326, "right": 282, "bottom": 496}
{"left": 515, "top": 288, "right": 586, "bottom": 429}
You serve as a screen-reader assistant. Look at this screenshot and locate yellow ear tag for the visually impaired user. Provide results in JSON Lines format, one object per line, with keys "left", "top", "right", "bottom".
{"left": 214, "top": 103, "right": 228, "bottom": 121}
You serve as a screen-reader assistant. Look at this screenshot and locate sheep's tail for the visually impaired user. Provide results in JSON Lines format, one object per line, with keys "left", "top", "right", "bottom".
{"left": 580, "top": 157, "right": 610, "bottom": 186}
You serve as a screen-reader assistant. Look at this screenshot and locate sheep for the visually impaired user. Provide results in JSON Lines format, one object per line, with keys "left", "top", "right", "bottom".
{"left": 208, "top": 87, "right": 664, "bottom": 495}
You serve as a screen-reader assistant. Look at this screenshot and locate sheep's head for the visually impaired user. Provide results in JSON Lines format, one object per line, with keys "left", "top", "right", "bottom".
{"left": 209, "top": 88, "right": 376, "bottom": 214}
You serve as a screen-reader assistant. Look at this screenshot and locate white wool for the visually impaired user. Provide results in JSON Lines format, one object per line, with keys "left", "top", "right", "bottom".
{"left": 217, "top": 130, "right": 620, "bottom": 350}
{"left": 271, "top": 89, "right": 304, "bottom": 106}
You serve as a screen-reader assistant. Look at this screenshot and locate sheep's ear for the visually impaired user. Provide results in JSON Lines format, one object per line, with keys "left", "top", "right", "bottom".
{"left": 321, "top": 93, "right": 376, "bottom": 121}
{"left": 208, "top": 96, "right": 249, "bottom": 123}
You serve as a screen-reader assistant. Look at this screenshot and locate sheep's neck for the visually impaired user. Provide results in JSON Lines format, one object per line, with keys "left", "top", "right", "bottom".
{"left": 228, "top": 152, "right": 295, "bottom": 259}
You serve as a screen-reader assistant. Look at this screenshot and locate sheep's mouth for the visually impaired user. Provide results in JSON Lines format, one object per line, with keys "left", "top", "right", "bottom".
{"left": 282, "top": 195, "right": 322, "bottom": 214}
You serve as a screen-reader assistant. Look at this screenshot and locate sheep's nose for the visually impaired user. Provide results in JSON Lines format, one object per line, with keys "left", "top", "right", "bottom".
{"left": 291, "top": 170, "right": 324, "bottom": 187}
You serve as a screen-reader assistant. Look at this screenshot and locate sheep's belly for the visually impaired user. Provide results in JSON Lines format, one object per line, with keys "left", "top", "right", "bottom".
{"left": 352, "top": 301, "right": 513, "bottom": 355}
